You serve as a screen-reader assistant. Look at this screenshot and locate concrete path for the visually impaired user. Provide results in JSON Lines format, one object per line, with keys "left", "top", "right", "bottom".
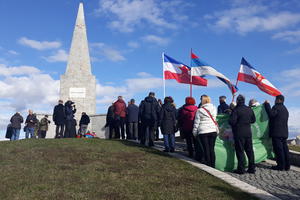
{"left": 154, "top": 141, "right": 300, "bottom": 200}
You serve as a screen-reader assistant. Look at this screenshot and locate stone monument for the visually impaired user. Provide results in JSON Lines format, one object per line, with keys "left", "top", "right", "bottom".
{"left": 60, "top": 2, "right": 96, "bottom": 120}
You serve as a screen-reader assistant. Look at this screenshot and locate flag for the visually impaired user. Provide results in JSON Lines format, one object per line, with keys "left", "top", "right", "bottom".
{"left": 163, "top": 53, "right": 207, "bottom": 86}
{"left": 190, "top": 52, "right": 238, "bottom": 94}
{"left": 237, "top": 57, "right": 281, "bottom": 96}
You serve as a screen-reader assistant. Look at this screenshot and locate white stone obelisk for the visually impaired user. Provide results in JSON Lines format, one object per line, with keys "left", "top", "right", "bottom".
{"left": 60, "top": 3, "right": 96, "bottom": 120}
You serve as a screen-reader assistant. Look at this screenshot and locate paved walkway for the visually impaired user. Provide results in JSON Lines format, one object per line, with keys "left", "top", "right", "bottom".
{"left": 154, "top": 141, "right": 300, "bottom": 200}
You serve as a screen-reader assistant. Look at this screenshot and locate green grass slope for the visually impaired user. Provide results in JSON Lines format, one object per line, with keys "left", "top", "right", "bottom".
{"left": 0, "top": 139, "right": 257, "bottom": 200}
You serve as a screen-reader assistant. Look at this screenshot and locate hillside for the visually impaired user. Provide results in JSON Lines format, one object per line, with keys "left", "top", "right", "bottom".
{"left": 0, "top": 139, "right": 257, "bottom": 200}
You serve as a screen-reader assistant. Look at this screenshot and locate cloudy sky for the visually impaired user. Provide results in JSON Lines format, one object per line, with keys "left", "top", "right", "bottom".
{"left": 0, "top": 0, "right": 300, "bottom": 138}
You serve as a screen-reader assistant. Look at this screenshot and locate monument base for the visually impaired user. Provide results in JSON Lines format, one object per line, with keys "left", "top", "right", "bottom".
{"left": 36, "top": 114, "right": 108, "bottom": 139}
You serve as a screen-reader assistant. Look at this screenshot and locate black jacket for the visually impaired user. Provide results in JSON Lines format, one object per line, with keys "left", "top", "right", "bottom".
{"left": 159, "top": 103, "right": 177, "bottom": 135}
{"left": 53, "top": 104, "right": 66, "bottom": 125}
{"left": 229, "top": 104, "right": 256, "bottom": 138}
{"left": 218, "top": 102, "right": 230, "bottom": 114}
{"left": 127, "top": 104, "right": 139, "bottom": 123}
{"left": 264, "top": 102, "right": 289, "bottom": 138}
{"left": 79, "top": 114, "right": 90, "bottom": 126}
{"left": 106, "top": 105, "right": 114, "bottom": 124}
{"left": 10, "top": 113, "right": 24, "bottom": 129}
{"left": 25, "top": 114, "right": 38, "bottom": 128}
{"left": 139, "top": 96, "right": 160, "bottom": 123}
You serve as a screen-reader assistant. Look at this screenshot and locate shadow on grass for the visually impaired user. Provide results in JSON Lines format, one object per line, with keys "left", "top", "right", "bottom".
{"left": 211, "top": 186, "right": 259, "bottom": 200}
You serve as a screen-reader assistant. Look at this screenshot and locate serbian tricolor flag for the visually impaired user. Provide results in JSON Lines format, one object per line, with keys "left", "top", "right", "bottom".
{"left": 163, "top": 53, "right": 207, "bottom": 86}
{"left": 190, "top": 52, "right": 238, "bottom": 94}
{"left": 237, "top": 57, "right": 281, "bottom": 96}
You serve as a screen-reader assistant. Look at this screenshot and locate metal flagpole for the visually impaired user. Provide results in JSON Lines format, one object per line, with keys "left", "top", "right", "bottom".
{"left": 190, "top": 48, "right": 193, "bottom": 97}
{"left": 162, "top": 52, "right": 166, "bottom": 98}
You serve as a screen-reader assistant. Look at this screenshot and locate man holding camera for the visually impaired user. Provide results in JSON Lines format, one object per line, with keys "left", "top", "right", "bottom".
{"left": 64, "top": 100, "right": 77, "bottom": 138}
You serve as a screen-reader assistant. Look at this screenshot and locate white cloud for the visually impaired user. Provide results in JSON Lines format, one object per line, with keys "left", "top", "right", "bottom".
{"left": 91, "top": 43, "right": 125, "bottom": 62}
{"left": 95, "top": 0, "right": 189, "bottom": 32}
{"left": 96, "top": 72, "right": 162, "bottom": 106}
{"left": 0, "top": 64, "right": 59, "bottom": 114}
{"left": 127, "top": 41, "right": 140, "bottom": 48}
{"left": 286, "top": 47, "right": 300, "bottom": 55}
{"left": 43, "top": 49, "right": 68, "bottom": 62}
{"left": 137, "top": 72, "right": 151, "bottom": 77}
{"left": 288, "top": 107, "right": 300, "bottom": 137}
{"left": 18, "top": 37, "right": 61, "bottom": 50}
{"left": 279, "top": 68, "right": 300, "bottom": 97}
{"left": 205, "top": 2, "right": 300, "bottom": 35}
{"left": 8, "top": 50, "right": 19, "bottom": 55}
{"left": 0, "top": 64, "right": 40, "bottom": 76}
{"left": 272, "top": 30, "right": 300, "bottom": 43}
{"left": 142, "top": 35, "right": 169, "bottom": 46}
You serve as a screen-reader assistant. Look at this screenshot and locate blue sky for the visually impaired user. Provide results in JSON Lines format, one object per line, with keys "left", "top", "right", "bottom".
{"left": 0, "top": 0, "right": 300, "bottom": 138}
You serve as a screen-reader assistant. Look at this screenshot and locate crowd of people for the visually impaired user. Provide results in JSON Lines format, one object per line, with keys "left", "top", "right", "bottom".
{"left": 106, "top": 92, "right": 290, "bottom": 174}
{"left": 6, "top": 91, "right": 290, "bottom": 174}
{"left": 6, "top": 100, "right": 91, "bottom": 140}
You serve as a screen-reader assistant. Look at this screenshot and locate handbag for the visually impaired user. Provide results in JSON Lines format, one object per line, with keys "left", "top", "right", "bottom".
{"left": 201, "top": 107, "right": 220, "bottom": 134}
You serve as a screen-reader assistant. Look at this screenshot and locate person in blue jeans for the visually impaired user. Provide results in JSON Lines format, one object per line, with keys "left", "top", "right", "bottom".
{"left": 25, "top": 110, "right": 38, "bottom": 138}
{"left": 10, "top": 112, "right": 24, "bottom": 141}
{"left": 159, "top": 96, "right": 177, "bottom": 152}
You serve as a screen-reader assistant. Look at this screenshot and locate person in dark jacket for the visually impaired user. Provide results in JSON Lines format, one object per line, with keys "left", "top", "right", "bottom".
{"left": 160, "top": 96, "right": 177, "bottom": 152}
{"left": 38, "top": 115, "right": 51, "bottom": 138}
{"left": 25, "top": 110, "right": 38, "bottom": 138}
{"left": 64, "top": 100, "right": 76, "bottom": 138}
{"left": 139, "top": 92, "right": 160, "bottom": 146}
{"left": 105, "top": 103, "right": 115, "bottom": 139}
{"left": 218, "top": 96, "right": 230, "bottom": 114}
{"left": 10, "top": 112, "right": 23, "bottom": 141}
{"left": 53, "top": 100, "right": 66, "bottom": 138}
{"left": 178, "top": 97, "right": 198, "bottom": 157}
{"left": 126, "top": 99, "right": 139, "bottom": 140}
{"left": 79, "top": 112, "right": 90, "bottom": 136}
{"left": 229, "top": 95, "right": 256, "bottom": 174}
{"left": 264, "top": 95, "right": 290, "bottom": 171}
{"left": 113, "top": 96, "right": 127, "bottom": 139}
{"left": 155, "top": 99, "right": 163, "bottom": 141}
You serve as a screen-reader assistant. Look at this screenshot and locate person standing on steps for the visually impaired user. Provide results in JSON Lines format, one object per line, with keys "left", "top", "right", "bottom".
{"left": 160, "top": 96, "right": 177, "bottom": 153}
{"left": 264, "top": 95, "right": 290, "bottom": 171}
{"left": 229, "top": 95, "right": 256, "bottom": 174}
{"left": 193, "top": 95, "right": 218, "bottom": 168}
{"left": 139, "top": 92, "right": 160, "bottom": 147}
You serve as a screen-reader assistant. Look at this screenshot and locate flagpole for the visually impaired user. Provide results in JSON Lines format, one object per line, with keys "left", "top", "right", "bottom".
{"left": 232, "top": 66, "right": 240, "bottom": 102}
{"left": 162, "top": 52, "right": 166, "bottom": 98}
{"left": 190, "top": 48, "right": 193, "bottom": 97}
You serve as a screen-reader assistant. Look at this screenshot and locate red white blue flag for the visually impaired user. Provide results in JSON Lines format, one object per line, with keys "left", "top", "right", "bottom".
{"left": 190, "top": 52, "right": 238, "bottom": 94}
{"left": 163, "top": 53, "right": 207, "bottom": 86}
{"left": 237, "top": 57, "right": 281, "bottom": 96}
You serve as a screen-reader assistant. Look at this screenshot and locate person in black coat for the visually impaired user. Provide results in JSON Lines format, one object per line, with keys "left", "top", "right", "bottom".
{"left": 218, "top": 96, "right": 230, "bottom": 114}
{"left": 9, "top": 112, "right": 23, "bottom": 141}
{"left": 79, "top": 112, "right": 90, "bottom": 136}
{"left": 64, "top": 100, "right": 76, "bottom": 138}
{"left": 53, "top": 100, "right": 66, "bottom": 138}
{"left": 229, "top": 95, "right": 256, "bottom": 174}
{"left": 126, "top": 99, "right": 139, "bottom": 140}
{"left": 105, "top": 104, "right": 115, "bottom": 139}
{"left": 139, "top": 92, "right": 160, "bottom": 146}
{"left": 160, "top": 96, "right": 177, "bottom": 152}
{"left": 264, "top": 95, "right": 290, "bottom": 171}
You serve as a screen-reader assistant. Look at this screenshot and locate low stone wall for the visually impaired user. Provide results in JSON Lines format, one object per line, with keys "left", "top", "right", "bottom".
{"left": 289, "top": 150, "right": 300, "bottom": 167}
{"left": 36, "top": 114, "right": 108, "bottom": 139}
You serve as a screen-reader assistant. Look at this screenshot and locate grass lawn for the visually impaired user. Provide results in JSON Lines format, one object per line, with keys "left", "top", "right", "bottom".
{"left": 0, "top": 139, "right": 258, "bottom": 200}
{"left": 289, "top": 145, "right": 300, "bottom": 152}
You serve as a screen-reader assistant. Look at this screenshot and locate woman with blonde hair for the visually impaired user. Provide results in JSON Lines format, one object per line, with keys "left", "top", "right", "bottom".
{"left": 193, "top": 95, "right": 218, "bottom": 168}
